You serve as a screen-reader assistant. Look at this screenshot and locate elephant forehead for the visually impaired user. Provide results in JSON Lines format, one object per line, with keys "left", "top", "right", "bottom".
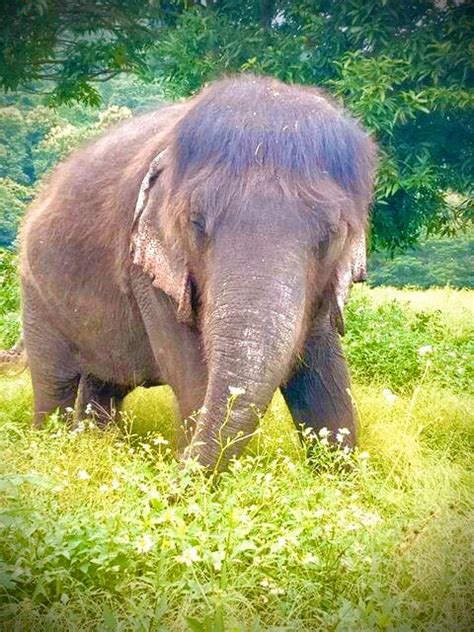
{"left": 172, "top": 79, "right": 375, "bottom": 201}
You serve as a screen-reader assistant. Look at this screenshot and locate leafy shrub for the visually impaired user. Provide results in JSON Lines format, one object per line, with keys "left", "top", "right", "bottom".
{"left": 344, "top": 287, "right": 473, "bottom": 394}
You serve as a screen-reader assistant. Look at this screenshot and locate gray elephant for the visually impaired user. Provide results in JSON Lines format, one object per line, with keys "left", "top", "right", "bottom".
{"left": 19, "top": 75, "right": 376, "bottom": 472}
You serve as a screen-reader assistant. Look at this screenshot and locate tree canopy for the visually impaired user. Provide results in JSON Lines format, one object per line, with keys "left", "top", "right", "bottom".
{"left": 0, "top": 0, "right": 176, "bottom": 104}
{"left": 0, "top": 0, "right": 472, "bottom": 250}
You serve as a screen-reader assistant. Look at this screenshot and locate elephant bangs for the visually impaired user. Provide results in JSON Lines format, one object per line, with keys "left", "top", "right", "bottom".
{"left": 157, "top": 74, "right": 377, "bottom": 252}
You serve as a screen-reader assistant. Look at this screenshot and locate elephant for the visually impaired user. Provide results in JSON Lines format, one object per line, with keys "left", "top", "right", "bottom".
{"left": 19, "top": 75, "right": 376, "bottom": 472}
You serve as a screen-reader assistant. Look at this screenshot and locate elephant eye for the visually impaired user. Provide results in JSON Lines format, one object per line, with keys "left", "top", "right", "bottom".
{"left": 190, "top": 213, "right": 206, "bottom": 235}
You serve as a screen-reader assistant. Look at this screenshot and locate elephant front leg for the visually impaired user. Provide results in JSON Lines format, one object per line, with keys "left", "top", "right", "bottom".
{"left": 130, "top": 267, "right": 207, "bottom": 450}
{"left": 281, "top": 316, "right": 357, "bottom": 447}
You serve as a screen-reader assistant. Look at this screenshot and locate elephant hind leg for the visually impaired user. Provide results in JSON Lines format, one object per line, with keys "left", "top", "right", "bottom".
{"left": 31, "top": 373, "right": 80, "bottom": 428}
{"left": 22, "top": 288, "right": 81, "bottom": 428}
{"left": 27, "top": 352, "right": 80, "bottom": 429}
{"left": 23, "top": 326, "right": 80, "bottom": 428}
{"left": 77, "top": 375, "right": 131, "bottom": 428}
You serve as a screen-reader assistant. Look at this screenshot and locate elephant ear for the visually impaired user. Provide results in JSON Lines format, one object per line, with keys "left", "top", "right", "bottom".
{"left": 331, "top": 233, "right": 367, "bottom": 336}
{"left": 131, "top": 150, "right": 193, "bottom": 324}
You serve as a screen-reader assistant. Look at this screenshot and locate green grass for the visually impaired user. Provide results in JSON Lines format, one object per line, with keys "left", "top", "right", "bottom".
{"left": 1, "top": 286, "right": 473, "bottom": 631}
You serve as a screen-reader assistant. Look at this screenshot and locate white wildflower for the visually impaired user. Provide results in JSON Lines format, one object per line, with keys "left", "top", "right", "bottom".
{"left": 231, "top": 508, "right": 251, "bottom": 524}
{"left": 336, "top": 429, "right": 351, "bottom": 443}
{"left": 111, "top": 478, "right": 120, "bottom": 490}
{"left": 152, "top": 436, "right": 169, "bottom": 446}
{"left": 301, "top": 427, "right": 317, "bottom": 440}
{"left": 270, "top": 586, "right": 285, "bottom": 596}
{"left": 228, "top": 386, "right": 246, "bottom": 396}
{"left": 382, "top": 388, "right": 398, "bottom": 405}
{"left": 77, "top": 469, "right": 90, "bottom": 480}
{"left": 186, "top": 502, "right": 202, "bottom": 516}
{"left": 418, "top": 344, "right": 433, "bottom": 356}
{"left": 135, "top": 534, "right": 154, "bottom": 554}
{"left": 301, "top": 553, "right": 319, "bottom": 565}
{"left": 270, "top": 536, "right": 287, "bottom": 553}
{"left": 73, "top": 421, "right": 85, "bottom": 434}
{"left": 318, "top": 427, "right": 330, "bottom": 438}
{"left": 210, "top": 549, "right": 226, "bottom": 571}
{"left": 158, "top": 508, "right": 177, "bottom": 524}
{"left": 352, "top": 506, "right": 381, "bottom": 528}
{"left": 176, "top": 546, "right": 201, "bottom": 566}
{"left": 148, "top": 488, "right": 162, "bottom": 502}
{"left": 85, "top": 403, "right": 94, "bottom": 415}
{"left": 285, "top": 459, "right": 297, "bottom": 472}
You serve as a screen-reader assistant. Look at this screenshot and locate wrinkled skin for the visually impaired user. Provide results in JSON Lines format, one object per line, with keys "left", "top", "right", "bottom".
{"left": 20, "top": 75, "right": 376, "bottom": 472}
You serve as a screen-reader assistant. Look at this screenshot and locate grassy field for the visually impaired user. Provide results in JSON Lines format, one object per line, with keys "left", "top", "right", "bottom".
{"left": 0, "top": 286, "right": 473, "bottom": 631}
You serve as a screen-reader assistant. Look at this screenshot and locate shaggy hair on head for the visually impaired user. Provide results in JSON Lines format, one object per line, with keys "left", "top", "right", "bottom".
{"left": 172, "top": 75, "right": 375, "bottom": 200}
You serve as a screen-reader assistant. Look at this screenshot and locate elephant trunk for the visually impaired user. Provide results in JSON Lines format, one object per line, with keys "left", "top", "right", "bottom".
{"left": 184, "top": 238, "right": 308, "bottom": 471}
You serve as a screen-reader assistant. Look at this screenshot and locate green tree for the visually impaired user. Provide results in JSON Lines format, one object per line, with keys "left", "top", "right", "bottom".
{"left": 0, "top": 177, "right": 33, "bottom": 247}
{"left": 0, "top": 108, "right": 30, "bottom": 183}
{"left": 150, "top": 0, "right": 473, "bottom": 250}
{"left": 32, "top": 104, "right": 131, "bottom": 178}
{"left": 0, "top": 0, "right": 176, "bottom": 105}
{"left": 1, "top": 0, "right": 472, "bottom": 249}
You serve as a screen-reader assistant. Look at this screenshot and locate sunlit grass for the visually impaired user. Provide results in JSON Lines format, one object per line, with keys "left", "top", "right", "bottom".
{"left": 362, "top": 285, "right": 473, "bottom": 337}
{"left": 1, "top": 287, "right": 473, "bottom": 631}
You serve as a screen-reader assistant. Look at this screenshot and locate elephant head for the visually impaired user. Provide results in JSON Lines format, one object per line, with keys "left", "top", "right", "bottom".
{"left": 131, "top": 76, "right": 376, "bottom": 471}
